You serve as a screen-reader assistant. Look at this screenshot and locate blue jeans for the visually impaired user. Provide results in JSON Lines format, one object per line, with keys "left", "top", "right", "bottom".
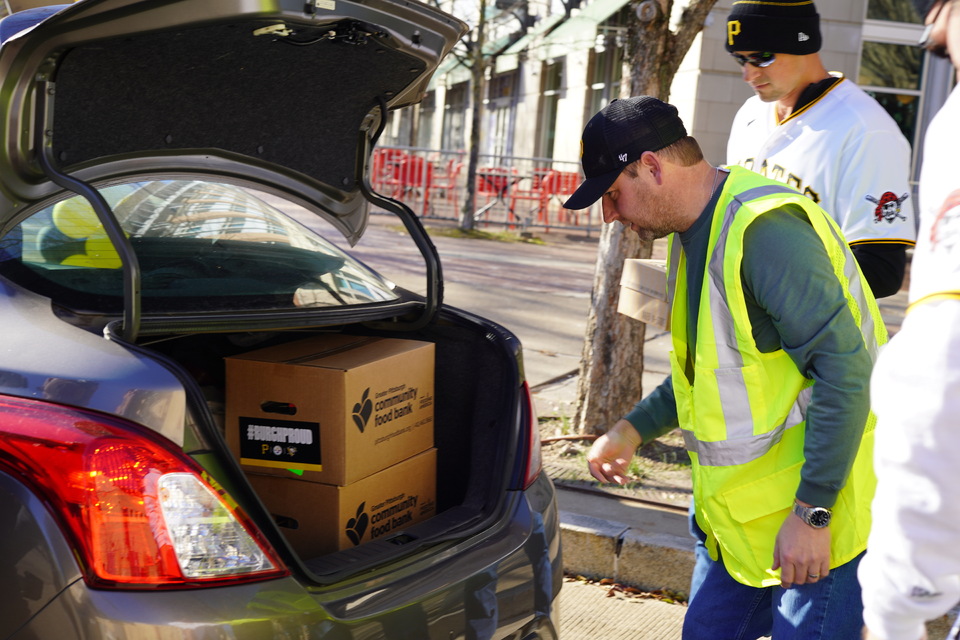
{"left": 682, "top": 543, "right": 865, "bottom": 640}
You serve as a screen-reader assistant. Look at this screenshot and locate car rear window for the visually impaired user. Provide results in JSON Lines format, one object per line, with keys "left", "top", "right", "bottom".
{"left": 0, "top": 179, "right": 398, "bottom": 314}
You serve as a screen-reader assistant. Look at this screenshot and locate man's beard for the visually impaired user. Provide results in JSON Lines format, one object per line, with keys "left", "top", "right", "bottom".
{"left": 632, "top": 198, "right": 677, "bottom": 242}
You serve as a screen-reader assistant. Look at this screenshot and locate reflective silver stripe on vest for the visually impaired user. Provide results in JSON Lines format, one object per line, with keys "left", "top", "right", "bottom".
{"left": 682, "top": 386, "right": 812, "bottom": 466}
{"left": 687, "top": 184, "right": 842, "bottom": 466}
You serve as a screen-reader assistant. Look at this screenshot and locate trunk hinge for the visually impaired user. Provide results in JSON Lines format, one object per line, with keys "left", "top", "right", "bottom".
{"left": 35, "top": 80, "right": 142, "bottom": 342}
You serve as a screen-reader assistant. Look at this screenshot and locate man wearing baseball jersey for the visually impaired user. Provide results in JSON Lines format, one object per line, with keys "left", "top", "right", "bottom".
{"left": 725, "top": 0, "right": 917, "bottom": 299}
{"left": 859, "top": 1, "right": 960, "bottom": 638}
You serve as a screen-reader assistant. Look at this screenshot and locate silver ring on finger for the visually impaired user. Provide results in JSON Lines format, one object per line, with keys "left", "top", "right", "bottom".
{"left": 807, "top": 573, "right": 820, "bottom": 579}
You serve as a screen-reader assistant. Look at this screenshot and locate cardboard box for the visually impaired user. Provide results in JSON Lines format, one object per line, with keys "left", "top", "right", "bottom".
{"left": 248, "top": 448, "right": 437, "bottom": 557}
{"left": 618, "top": 259, "right": 672, "bottom": 331}
{"left": 226, "top": 335, "right": 434, "bottom": 485}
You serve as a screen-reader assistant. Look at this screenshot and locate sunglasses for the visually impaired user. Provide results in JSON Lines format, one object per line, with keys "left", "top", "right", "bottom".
{"left": 730, "top": 51, "right": 776, "bottom": 68}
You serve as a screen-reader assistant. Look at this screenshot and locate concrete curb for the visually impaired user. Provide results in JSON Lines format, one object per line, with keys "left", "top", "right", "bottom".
{"left": 560, "top": 510, "right": 694, "bottom": 596}
{"left": 554, "top": 483, "right": 695, "bottom": 597}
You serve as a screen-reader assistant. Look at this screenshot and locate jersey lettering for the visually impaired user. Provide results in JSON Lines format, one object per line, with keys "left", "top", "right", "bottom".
{"left": 740, "top": 158, "right": 820, "bottom": 204}
{"left": 803, "top": 186, "right": 821, "bottom": 204}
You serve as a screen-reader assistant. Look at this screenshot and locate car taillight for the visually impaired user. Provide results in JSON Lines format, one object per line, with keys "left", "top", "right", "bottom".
{"left": 0, "top": 394, "right": 288, "bottom": 589}
{"left": 513, "top": 381, "right": 543, "bottom": 490}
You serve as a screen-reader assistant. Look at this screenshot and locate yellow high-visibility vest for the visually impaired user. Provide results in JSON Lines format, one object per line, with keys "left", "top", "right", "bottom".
{"left": 669, "top": 166, "right": 887, "bottom": 587}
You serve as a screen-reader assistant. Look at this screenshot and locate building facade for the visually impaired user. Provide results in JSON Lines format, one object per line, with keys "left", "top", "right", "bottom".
{"left": 382, "top": 0, "right": 954, "bottom": 186}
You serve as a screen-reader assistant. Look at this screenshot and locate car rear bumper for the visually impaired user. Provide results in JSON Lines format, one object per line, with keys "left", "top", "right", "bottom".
{"left": 7, "top": 472, "right": 561, "bottom": 639}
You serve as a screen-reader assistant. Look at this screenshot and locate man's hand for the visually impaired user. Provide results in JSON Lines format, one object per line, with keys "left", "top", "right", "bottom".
{"left": 772, "top": 504, "right": 831, "bottom": 588}
{"left": 586, "top": 419, "right": 643, "bottom": 485}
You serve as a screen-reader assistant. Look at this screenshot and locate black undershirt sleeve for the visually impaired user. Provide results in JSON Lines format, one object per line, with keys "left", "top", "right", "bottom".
{"left": 850, "top": 242, "right": 907, "bottom": 299}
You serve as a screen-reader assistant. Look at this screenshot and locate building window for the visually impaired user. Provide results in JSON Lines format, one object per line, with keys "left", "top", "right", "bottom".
{"left": 417, "top": 91, "right": 436, "bottom": 149}
{"left": 866, "top": 0, "right": 922, "bottom": 23}
{"left": 442, "top": 82, "right": 468, "bottom": 151}
{"left": 860, "top": 5, "right": 930, "bottom": 178}
{"left": 585, "top": 5, "right": 629, "bottom": 124}
{"left": 587, "top": 28, "right": 624, "bottom": 120}
{"left": 537, "top": 60, "right": 562, "bottom": 158}
{"left": 486, "top": 71, "right": 518, "bottom": 159}
{"left": 858, "top": 40, "right": 923, "bottom": 144}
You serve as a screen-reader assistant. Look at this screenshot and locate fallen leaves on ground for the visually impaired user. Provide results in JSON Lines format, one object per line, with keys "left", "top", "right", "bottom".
{"left": 563, "top": 572, "right": 687, "bottom": 606}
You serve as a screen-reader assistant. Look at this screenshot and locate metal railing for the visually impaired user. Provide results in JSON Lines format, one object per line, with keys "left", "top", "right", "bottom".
{"left": 369, "top": 146, "right": 600, "bottom": 236}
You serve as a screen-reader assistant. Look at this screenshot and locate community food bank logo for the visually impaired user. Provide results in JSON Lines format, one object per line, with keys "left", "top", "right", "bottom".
{"left": 345, "top": 502, "right": 369, "bottom": 545}
{"left": 352, "top": 388, "right": 373, "bottom": 432}
{"left": 346, "top": 494, "right": 420, "bottom": 545}
{"left": 352, "top": 385, "right": 420, "bottom": 433}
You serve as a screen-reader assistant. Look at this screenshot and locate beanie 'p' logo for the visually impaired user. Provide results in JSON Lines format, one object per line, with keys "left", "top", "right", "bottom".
{"left": 727, "top": 20, "right": 741, "bottom": 46}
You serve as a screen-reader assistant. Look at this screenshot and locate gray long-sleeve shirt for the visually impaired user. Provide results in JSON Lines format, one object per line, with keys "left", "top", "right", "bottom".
{"left": 624, "top": 179, "right": 873, "bottom": 508}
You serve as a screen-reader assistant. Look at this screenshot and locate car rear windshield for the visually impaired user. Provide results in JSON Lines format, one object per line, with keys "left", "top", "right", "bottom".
{"left": 0, "top": 179, "right": 398, "bottom": 314}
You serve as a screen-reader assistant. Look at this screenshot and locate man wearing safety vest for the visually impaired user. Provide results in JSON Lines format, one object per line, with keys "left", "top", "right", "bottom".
{"left": 564, "top": 96, "right": 885, "bottom": 639}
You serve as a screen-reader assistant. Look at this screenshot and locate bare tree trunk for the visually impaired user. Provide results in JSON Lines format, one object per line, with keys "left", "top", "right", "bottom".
{"left": 574, "top": 225, "right": 652, "bottom": 434}
{"left": 574, "top": 0, "right": 718, "bottom": 435}
{"left": 459, "top": 0, "right": 487, "bottom": 231}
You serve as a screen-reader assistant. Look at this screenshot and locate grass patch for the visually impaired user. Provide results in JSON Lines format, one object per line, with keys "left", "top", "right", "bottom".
{"left": 427, "top": 226, "right": 545, "bottom": 244}
{"left": 377, "top": 220, "right": 545, "bottom": 244}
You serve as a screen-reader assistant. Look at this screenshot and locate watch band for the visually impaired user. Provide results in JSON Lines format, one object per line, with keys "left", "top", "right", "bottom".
{"left": 793, "top": 501, "right": 832, "bottom": 528}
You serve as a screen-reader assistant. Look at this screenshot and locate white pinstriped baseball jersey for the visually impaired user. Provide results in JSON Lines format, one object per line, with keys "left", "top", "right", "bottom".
{"left": 910, "top": 84, "right": 960, "bottom": 302}
{"left": 726, "top": 77, "right": 917, "bottom": 248}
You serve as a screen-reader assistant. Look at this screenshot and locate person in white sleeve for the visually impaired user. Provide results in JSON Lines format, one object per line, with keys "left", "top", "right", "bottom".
{"left": 859, "top": 1, "right": 960, "bottom": 639}
{"left": 725, "top": 0, "right": 917, "bottom": 299}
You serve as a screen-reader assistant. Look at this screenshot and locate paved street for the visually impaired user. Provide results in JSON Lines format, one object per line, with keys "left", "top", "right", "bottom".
{"left": 348, "top": 214, "right": 601, "bottom": 388}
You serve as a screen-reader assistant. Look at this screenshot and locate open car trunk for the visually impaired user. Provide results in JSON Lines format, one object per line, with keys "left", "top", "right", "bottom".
{"left": 0, "top": 0, "right": 534, "bottom": 587}
{"left": 0, "top": 173, "right": 535, "bottom": 589}
{"left": 140, "top": 315, "right": 526, "bottom": 581}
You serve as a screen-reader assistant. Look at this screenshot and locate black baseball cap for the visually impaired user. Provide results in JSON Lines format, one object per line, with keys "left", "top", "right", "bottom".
{"left": 564, "top": 96, "right": 687, "bottom": 211}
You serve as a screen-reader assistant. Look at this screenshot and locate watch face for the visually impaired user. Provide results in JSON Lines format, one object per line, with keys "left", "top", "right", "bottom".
{"left": 808, "top": 508, "right": 831, "bottom": 528}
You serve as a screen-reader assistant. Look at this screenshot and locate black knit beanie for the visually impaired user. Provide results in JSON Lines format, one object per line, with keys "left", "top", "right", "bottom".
{"left": 724, "top": 0, "right": 822, "bottom": 55}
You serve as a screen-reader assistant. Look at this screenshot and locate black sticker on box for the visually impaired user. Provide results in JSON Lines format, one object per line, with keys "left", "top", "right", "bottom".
{"left": 239, "top": 417, "right": 321, "bottom": 467}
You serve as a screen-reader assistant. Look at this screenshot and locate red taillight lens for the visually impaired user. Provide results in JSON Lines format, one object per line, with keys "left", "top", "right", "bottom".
{"left": 517, "top": 381, "right": 543, "bottom": 490}
{"left": 0, "top": 395, "right": 288, "bottom": 589}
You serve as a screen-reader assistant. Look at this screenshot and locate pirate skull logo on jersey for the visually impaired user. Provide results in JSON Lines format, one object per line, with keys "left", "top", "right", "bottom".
{"left": 865, "top": 191, "right": 909, "bottom": 224}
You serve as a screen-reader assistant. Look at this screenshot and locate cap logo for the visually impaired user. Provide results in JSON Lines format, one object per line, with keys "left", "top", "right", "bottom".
{"left": 618, "top": 153, "right": 628, "bottom": 163}
{"left": 579, "top": 139, "right": 584, "bottom": 159}
{"left": 798, "top": 31, "right": 810, "bottom": 41}
{"left": 727, "top": 20, "right": 741, "bottom": 46}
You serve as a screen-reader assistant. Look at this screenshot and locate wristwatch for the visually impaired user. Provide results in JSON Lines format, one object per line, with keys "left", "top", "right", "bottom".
{"left": 793, "top": 501, "right": 832, "bottom": 528}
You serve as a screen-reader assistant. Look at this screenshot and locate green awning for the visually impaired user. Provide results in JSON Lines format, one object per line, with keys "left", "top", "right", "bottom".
{"left": 430, "top": 33, "right": 515, "bottom": 88}
{"left": 494, "top": 13, "right": 565, "bottom": 74}
{"left": 536, "top": 0, "right": 632, "bottom": 62}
